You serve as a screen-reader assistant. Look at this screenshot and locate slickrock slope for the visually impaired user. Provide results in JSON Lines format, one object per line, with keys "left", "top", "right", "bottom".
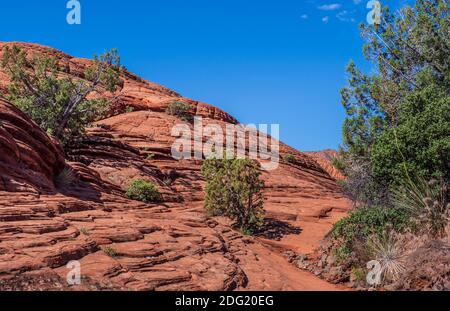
{"left": 0, "top": 42, "right": 350, "bottom": 291}
{"left": 305, "top": 150, "right": 345, "bottom": 181}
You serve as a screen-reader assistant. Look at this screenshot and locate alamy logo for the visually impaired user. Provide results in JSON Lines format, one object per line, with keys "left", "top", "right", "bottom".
{"left": 366, "top": 260, "right": 382, "bottom": 286}
{"left": 66, "top": 260, "right": 81, "bottom": 285}
{"left": 66, "top": 0, "right": 81, "bottom": 25}
{"left": 366, "top": 0, "right": 381, "bottom": 25}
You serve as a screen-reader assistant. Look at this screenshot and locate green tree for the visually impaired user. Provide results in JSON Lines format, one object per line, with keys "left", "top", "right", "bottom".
{"left": 371, "top": 84, "right": 450, "bottom": 183}
{"left": 201, "top": 157, "right": 265, "bottom": 234}
{"left": 338, "top": 0, "right": 449, "bottom": 201}
{"left": 1, "top": 45, "right": 123, "bottom": 144}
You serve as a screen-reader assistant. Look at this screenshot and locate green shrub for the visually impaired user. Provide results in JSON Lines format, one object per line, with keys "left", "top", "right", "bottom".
{"left": 370, "top": 86, "right": 450, "bottom": 186}
{"left": 201, "top": 157, "right": 265, "bottom": 234}
{"left": 333, "top": 244, "right": 352, "bottom": 264}
{"left": 1, "top": 45, "right": 122, "bottom": 145}
{"left": 79, "top": 227, "right": 90, "bottom": 236}
{"left": 331, "top": 205, "right": 411, "bottom": 244}
{"left": 283, "top": 154, "right": 297, "bottom": 164}
{"left": 351, "top": 267, "right": 367, "bottom": 285}
{"left": 125, "top": 179, "right": 161, "bottom": 203}
{"left": 166, "top": 101, "right": 193, "bottom": 122}
{"left": 102, "top": 246, "right": 118, "bottom": 258}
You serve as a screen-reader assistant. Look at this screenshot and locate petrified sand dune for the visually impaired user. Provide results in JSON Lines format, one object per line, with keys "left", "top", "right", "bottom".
{"left": 0, "top": 42, "right": 350, "bottom": 290}
{"left": 305, "top": 150, "right": 345, "bottom": 181}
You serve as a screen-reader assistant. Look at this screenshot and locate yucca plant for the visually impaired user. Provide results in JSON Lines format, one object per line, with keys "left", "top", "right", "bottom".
{"left": 54, "top": 166, "right": 77, "bottom": 189}
{"left": 392, "top": 178, "right": 449, "bottom": 239}
{"left": 366, "top": 231, "right": 407, "bottom": 284}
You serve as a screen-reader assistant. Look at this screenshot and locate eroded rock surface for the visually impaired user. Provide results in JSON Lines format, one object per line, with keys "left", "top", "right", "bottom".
{"left": 0, "top": 42, "right": 350, "bottom": 291}
{"left": 305, "top": 149, "right": 344, "bottom": 181}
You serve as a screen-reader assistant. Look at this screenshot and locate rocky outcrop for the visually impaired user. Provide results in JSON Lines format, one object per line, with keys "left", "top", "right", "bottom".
{"left": 305, "top": 149, "right": 345, "bottom": 181}
{"left": 0, "top": 42, "right": 350, "bottom": 291}
{"left": 0, "top": 98, "right": 65, "bottom": 193}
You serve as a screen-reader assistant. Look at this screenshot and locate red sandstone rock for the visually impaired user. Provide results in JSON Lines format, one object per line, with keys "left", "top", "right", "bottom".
{"left": 305, "top": 149, "right": 345, "bottom": 181}
{"left": 0, "top": 98, "right": 65, "bottom": 193}
{"left": 0, "top": 42, "right": 351, "bottom": 291}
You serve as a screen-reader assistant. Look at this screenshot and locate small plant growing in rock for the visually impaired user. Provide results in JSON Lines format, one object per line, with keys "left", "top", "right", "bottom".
{"left": 102, "top": 246, "right": 118, "bottom": 258}
{"left": 202, "top": 156, "right": 265, "bottom": 234}
{"left": 165, "top": 101, "right": 194, "bottom": 122}
{"left": 125, "top": 106, "right": 135, "bottom": 113}
{"left": 54, "top": 166, "right": 77, "bottom": 189}
{"left": 125, "top": 179, "right": 161, "bottom": 203}
{"left": 79, "top": 227, "right": 90, "bottom": 235}
{"left": 146, "top": 153, "right": 155, "bottom": 160}
{"left": 365, "top": 231, "right": 407, "bottom": 284}
{"left": 284, "top": 154, "right": 297, "bottom": 164}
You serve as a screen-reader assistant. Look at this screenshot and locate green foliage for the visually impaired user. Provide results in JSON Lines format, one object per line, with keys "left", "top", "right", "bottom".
{"left": 125, "top": 106, "right": 135, "bottom": 113}
{"left": 166, "top": 101, "right": 193, "bottom": 122}
{"left": 351, "top": 267, "right": 367, "bottom": 284}
{"left": 201, "top": 156, "right": 265, "bottom": 234}
{"left": 102, "top": 246, "right": 118, "bottom": 258}
{"left": 146, "top": 153, "right": 155, "bottom": 160}
{"left": 338, "top": 0, "right": 449, "bottom": 203}
{"left": 332, "top": 206, "right": 411, "bottom": 245}
{"left": 333, "top": 244, "right": 352, "bottom": 264}
{"left": 79, "top": 227, "right": 90, "bottom": 236}
{"left": 125, "top": 179, "right": 161, "bottom": 203}
{"left": 283, "top": 154, "right": 297, "bottom": 164}
{"left": 1, "top": 45, "right": 122, "bottom": 145}
{"left": 370, "top": 86, "right": 450, "bottom": 184}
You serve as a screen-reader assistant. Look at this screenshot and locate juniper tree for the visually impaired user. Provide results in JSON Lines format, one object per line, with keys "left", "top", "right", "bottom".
{"left": 202, "top": 157, "right": 265, "bottom": 234}
{"left": 1, "top": 45, "right": 123, "bottom": 145}
{"left": 338, "top": 0, "right": 449, "bottom": 202}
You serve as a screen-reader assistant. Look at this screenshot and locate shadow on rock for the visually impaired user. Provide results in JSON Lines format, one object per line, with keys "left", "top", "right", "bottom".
{"left": 255, "top": 218, "right": 302, "bottom": 241}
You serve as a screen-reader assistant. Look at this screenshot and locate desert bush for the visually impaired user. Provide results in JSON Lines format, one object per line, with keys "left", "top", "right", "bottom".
{"left": 102, "top": 246, "right": 118, "bottom": 258}
{"left": 125, "top": 179, "right": 161, "bottom": 203}
{"left": 331, "top": 205, "right": 411, "bottom": 246}
{"left": 1, "top": 45, "right": 122, "bottom": 145}
{"left": 350, "top": 267, "right": 367, "bottom": 286}
{"left": 335, "top": 157, "right": 391, "bottom": 207}
{"left": 166, "top": 101, "right": 193, "bottom": 122}
{"left": 201, "top": 156, "right": 265, "bottom": 234}
{"left": 79, "top": 227, "right": 90, "bottom": 236}
{"left": 283, "top": 154, "right": 297, "bottom": 164}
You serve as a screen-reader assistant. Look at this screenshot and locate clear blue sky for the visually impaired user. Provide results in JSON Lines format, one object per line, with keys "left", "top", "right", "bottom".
{"left": 0, "top": 0, "right": 409, "bottom": 151}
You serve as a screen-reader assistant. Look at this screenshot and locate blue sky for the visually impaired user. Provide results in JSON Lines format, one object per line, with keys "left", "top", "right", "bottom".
{"left": 0, "top": 0, "right": 410, "bottom": 151}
